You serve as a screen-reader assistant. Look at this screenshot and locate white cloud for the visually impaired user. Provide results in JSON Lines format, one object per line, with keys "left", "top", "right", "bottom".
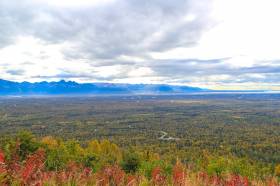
{"left": 1, "top": 0, "right": 280, "bottom": 90}
{"left": 128, "top": 67, "right": 154, "bottom": 77}
{"left": 37, "top": 0, "right": 115, "bottom": 8}
{"left": 152, "top": 0, "right": 280, "bottom": 62}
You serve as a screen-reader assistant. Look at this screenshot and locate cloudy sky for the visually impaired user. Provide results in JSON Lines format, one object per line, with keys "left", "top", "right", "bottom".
{"left": 1, "top": 0, "right": 280, "bottom": 90}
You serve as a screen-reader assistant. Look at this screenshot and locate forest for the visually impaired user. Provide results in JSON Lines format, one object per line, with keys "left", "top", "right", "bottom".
{"left": 0, "top": 94, "right": 280, "bottom": 185}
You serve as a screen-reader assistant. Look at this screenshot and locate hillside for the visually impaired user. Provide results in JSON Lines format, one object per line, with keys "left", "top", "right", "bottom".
{"left": 0, "top": 131, "right": 279, "bottom": 186}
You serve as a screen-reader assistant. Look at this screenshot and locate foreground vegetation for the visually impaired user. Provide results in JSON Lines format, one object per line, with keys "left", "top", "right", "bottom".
{"left": 0, "top": 131, "right": 280, "bottom": 185}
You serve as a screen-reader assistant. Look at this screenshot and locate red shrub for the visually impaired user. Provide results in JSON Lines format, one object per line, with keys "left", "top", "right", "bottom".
{"left": 226, "top": 174, "right": 250, "bottom": 186}
{"left": 112, "top": 166, "right": 125, "bottom": 185}
{"left": 42, "top": 171, "right": 55, "bottom": 181}
{"left": 151, "top": 166, "right": 167, "bottom": 186}
{"left": 0, "top": 150, "right": 6, "bottom": 174}
{"left": 0, "top": 150, "right": 4, "bottom": 164}
{"left": 267, "top": 178, "right": 279, "bottom": 186}
{"left": 126, "top": 175, "right": 137, "bottom": 186}
{"left": 21, "top": 148, "right": 45, "bottom": 185}
{"left": 65, "top": 161, "right": 82, "bottom": 180}
{"left": 210, "top": 175, "right": 223, "bottom": 186}
{"left": 6, "top": 141, "right": 21, "bottom": 177}
{"left": 197, "top": 171, "right": 209, "bottom": 185}
{"left": 173, "top": 162, "right": 186, "bottom": 186}
{"left": 96, "top": 165, "right": 125, "bottom": 186}
{"left": 56, "top": 171, "right": 68, "bottom": 184}
{"left": 81, "top": 167, "right": 92, "bottom": 178}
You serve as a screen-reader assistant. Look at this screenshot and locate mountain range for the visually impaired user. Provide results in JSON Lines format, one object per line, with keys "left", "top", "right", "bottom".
{"left": 0, "top": 79, "right": 205, "bottom": 95}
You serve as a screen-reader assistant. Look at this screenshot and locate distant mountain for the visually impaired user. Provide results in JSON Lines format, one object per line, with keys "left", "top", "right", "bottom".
{"left": 0, "top": 79, "right": 205, "bottom": 95}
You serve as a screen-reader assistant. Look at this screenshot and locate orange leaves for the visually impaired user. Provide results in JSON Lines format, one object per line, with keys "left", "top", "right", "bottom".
{"left": 225, "top": 174, "right": 249, "bottom": 186}
{"left": 173, "top": 161, "right": 186, "bottom": 186}
{"left": 150, "top": 161, "right": 186, "bottom": 186}
{"left": 96, "top": 165, "right": 125, "bottom": 186}
{"left": 0, "top": 150, "right": 4, "bottom": 164}
{"left": 0, "top": 146, "right": 280, "bottom": 186}
{"left": 0, "top": 150, "right": 6, "bottom": 174}
{"left": 21, "top": 148, "right": 45, "bottom": 185}
{"left": 126, "top": 175, "right": 138, "bottom": 186}
{"left": 196, "top": 172, "right": 251, "bottom": 186}
{"left": 95, "top": 165, "right": 141, "bottom": 186}
{"left": 53, "top": 162, "right": 94, "bottom": 185}
{"left": 267, "top": 178, "right": 279, "bottom": 186}
{"left": 151, "top": 166, "right": 167, "bottom": 185}
{"left": 0, "top": 146, "right": 94, "bottom": 185}
{"left": 0, "top": 148, "right": 46, "bottom": 185}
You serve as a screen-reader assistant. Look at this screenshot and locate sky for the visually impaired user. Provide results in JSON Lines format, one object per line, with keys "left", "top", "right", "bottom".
{"left": 1, "top": 0, "right": 280, "bottom": 90}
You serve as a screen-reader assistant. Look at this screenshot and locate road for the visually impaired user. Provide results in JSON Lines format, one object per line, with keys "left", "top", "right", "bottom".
{"left": 158, "top": 131, "right": 180, "bottom": 141}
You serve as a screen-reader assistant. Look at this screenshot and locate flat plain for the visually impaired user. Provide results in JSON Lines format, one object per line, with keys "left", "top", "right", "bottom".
{"left": 0, "top": 94, "right": 280, "bottom": 167}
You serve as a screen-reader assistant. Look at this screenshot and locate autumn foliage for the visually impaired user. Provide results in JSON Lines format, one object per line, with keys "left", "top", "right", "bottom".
{"left": 0, "top": 133, "right": 279, "bottom": 186}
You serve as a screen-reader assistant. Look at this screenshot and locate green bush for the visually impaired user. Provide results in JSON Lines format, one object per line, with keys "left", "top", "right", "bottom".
{"left": 16, "top": 130, "right": 41, "bottom": 160}
{"left": 139, "top": 160, "right": 172, "bottom": 179}
{"left": 206, "top": 157, "right": 227, "bottom": 176}
{"left": 121, "top": 151, "right": 141, "bottom": 173}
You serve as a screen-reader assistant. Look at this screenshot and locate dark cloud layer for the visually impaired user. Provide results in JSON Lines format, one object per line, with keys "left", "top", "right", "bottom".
{"left": 146, "top": 59, "right": 280, "bottom": 84}
{"left": 0, "top": 0, "right": 213, "bottom": 57}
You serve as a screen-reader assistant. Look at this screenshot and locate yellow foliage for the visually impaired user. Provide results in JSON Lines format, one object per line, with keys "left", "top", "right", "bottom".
{"left": 100, "top": 140, "right": 122, "bottom": 163}
{"left": 141, "top": 150, "right": 160, "bottom": 161}
{"left": 65, "top": 140, "right": 85, "bottom": 157}
{"left": 41, "top": 136, "right": 58, "bottom": 149}
{"left": 75, "top": 143, "right": 85, "bottom": 155}
{"left": 87, "top": 140, "right": 101, "bottom": 154}
{"left": 138, "top": 177, "right": 149, "bottom": 186}
{"left": 86, "top": 139, "right": 122, "bottom": 164}
{"left": 275, "top": 164, "right": 280, "bottom": 177}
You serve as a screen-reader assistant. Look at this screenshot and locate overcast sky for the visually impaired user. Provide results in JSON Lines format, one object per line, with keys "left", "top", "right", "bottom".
{"left": 1, "top": 0, "right": 280, "bottom": 90}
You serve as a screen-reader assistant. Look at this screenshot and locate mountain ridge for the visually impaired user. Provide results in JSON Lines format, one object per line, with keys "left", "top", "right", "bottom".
{"left": 0, "top": 79, "right": 205, "bottom": 95}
